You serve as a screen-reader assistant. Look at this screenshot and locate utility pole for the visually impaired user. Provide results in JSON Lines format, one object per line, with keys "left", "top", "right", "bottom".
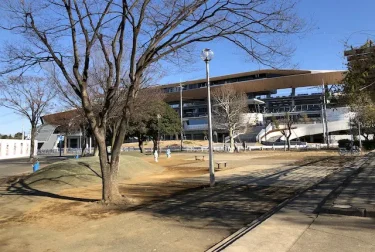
{"left": 321, "top": 101, "right": 326, "bottom": 145}
{"left": 180, "top": 81, "right": 184, "bottom": 152}
{"left": 59, "top": 135, "right": 62, "bottom": 157}
{"left": 21, "top": 123, "right": 24, "bottom": 140}
{"left": 322, "top": 80, "right": 329, "bottom": 147}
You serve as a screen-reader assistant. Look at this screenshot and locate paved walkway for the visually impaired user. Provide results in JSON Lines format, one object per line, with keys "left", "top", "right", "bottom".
{"left": 209, "top": 153, "right": 375, "bottom": 252}
{"left": 320, "top": 157, "right": 375, "bottom": 217}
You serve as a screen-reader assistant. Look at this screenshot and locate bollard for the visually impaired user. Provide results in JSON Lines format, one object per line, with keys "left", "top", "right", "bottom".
{"left": 75, "top": 154, "right": 80, "bottom": 159}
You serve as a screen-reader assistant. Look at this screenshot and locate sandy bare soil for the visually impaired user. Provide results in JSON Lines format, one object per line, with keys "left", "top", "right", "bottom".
{"left": 0, "top": 150, "right": 360, "bottom": 252}
{"left": 123, "top": 140, "right": 210, "bottom": 148}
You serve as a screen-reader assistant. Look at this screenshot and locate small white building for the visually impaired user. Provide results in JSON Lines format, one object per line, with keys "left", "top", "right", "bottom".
{"left": 36, "top": 110, "right": 93, "bottom": 154}
{"left": 0, "top": 139, "right": 38, "bottom": 160}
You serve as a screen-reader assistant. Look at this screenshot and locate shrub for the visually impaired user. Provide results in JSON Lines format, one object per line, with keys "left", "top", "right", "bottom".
{"left": 362, "top": 140, "right": 375, "bottom": 150}
{"left": 338, "top": 139, "right": 375, "bottom": 150}
{"left": 338, "top": 139, "right": 351, "bottom": 148}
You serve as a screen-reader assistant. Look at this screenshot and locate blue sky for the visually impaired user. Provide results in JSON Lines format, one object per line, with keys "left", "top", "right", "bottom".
{"left": 1, "top": 0, "right": 375, "bottom": 134}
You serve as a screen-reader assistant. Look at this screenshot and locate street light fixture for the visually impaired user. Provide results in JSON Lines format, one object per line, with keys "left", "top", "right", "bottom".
{"left": 201, "top": 48, "right": 215, "bottom": 187}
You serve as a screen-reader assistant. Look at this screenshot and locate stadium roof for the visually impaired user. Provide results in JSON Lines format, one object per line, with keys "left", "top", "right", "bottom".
{"left": 162, "top": 69, "right": 345, "bottom": 102}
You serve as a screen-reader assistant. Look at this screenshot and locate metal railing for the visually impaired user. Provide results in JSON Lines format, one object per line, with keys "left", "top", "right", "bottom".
{"left": 37, "top": 148, "right": 92, "bottom": 155}
{"left": 38, "top": 143, "right": 339, "bottom": 156}
{"left": 184, "top": 124, "right": 208, "bottom": 131}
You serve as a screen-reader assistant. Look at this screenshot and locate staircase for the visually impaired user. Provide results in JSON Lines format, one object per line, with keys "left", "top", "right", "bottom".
{"left": 256, "top": 123, "right": 273, "bottom": 143}
{"left": 235, "top": 126, "right": 264, "bottom": 142}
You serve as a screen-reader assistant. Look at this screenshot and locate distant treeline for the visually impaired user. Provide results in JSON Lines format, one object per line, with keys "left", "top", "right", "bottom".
{"left": 0, "top": 132, "right": 23, "bottom": 139}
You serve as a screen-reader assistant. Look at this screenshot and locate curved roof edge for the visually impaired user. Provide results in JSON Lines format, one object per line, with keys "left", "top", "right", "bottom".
{"left": 159, "top": 69, "right": 345, "bottom": 88}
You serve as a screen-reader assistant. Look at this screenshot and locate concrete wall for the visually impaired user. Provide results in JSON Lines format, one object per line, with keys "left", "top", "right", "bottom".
{"left": 0, "top": 140, "right": 38, "bottom": 160}
{"left": 259, "top": 107, "right": 354, "bottom": 142}
{"left": 267, "top": 120, "right": 350, "bottom": 142}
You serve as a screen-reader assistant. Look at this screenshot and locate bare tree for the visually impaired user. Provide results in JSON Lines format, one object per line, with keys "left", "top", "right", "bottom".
{"left": 278, "top": 112, "right": 295, "bottom": 150}
{"left": 0, "top": 76, "right": 55, "bottom": 160}
{"left": 212, "top": 85, "right": 248, "bottom": 152}
{"left": 0, "top": 0, "right": 304, "bottom": 203}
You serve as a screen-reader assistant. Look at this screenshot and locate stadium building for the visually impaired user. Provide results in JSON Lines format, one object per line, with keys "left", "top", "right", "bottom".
{"left": 36, "top": 69, "right": 352, "bottom": 151}
{"left": 162, "top": 69, "right": 350, "bottom": 144}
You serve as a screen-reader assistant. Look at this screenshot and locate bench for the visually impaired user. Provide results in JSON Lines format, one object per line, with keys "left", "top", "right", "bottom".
{"left": 216, "top": 161, "right": 227, "bottom": 170}
{"left": 195, "top": 155, "right": 205, "bottom": 161}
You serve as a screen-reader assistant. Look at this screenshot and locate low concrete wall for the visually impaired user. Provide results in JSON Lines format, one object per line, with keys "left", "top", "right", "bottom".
{"left": 0, "top": 139, "right": 38, "bottom": 160}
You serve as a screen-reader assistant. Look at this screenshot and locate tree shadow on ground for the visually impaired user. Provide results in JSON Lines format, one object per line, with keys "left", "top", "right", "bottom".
{"left": 114, "top": 157, "right": 339, "bottom": 232}
{"left": 77, "top": 162, "right": 102, "bottom": 178}
{"left": 2, "top": 179, "right": 97, "bottom": 202}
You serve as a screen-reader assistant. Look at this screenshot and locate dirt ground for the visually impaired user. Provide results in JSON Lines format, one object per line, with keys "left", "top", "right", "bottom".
{"left": 0, "top": 150, "right": 360, "bottom": 252}
{"left": 123, "top": 140, "right": 211, "bottom": 148}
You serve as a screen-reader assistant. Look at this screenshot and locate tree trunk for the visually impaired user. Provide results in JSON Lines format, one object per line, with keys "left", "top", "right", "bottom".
{"left": 29, "top": 126, "right": 37, "bottom": 162}
{"left": 95, "top": 128, "right": 122, "bottom": 203}
{"left": 286, "top": 130, "right": 291, "bottom": 151}
{"left": 110, "top": 126, "right": 116, "bottom": 151}
{"left": 81, "top": 137, "right": 87, "bottom": 156}
{"left": 229, "top": 127, "right": 234, "bottom": 153}
{"left": 138, "top": 137, "right": 144, "bottom": 153}
{"left": 153, "top": 138, "right": 158, "bottom": 153}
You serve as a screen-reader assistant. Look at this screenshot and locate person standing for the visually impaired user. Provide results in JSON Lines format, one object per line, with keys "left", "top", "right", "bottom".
{"left": 234, "top": 143, "right": 239, "bottom": 153}
{"left": 154, "top": 150, "right": 159, "bottom": 162}
{"left": 166, "top": 147, "right": 171, "bottom": 158}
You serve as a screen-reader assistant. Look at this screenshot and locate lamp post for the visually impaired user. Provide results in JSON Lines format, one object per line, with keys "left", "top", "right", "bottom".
{"left": 180, "top": 81, "right": 184, "bottom": 152}
{"left": 201, "top": 48, "right": 215, "bottom": 187}
{"left": 157, "top": 114, "right": 161, "bottom": 154}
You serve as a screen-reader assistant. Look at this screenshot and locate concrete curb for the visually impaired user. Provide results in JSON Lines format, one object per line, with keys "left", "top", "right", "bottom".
{"left": 206, "top": 153, "right": 372, "bottom": 252}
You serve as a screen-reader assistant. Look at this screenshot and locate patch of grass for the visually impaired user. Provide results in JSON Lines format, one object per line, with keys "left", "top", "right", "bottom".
{"left": 21, "top": 155, "right": 163, "bottom": 191}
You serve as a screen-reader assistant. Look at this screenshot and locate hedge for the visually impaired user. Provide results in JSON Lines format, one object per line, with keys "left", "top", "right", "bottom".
{"left": 337, "top": 139, "right": 375, "bottom": 150}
